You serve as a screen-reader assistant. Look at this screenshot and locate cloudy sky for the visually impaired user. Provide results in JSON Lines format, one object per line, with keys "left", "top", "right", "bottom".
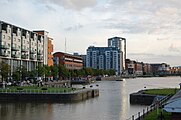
{"left": 0, "top": 0, "right": 181, "bottom": 66}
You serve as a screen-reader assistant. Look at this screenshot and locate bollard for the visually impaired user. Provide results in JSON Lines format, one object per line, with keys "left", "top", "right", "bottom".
{"left": 132, "top": 115, "right": 134, "bottom": 120}
{"left": 138, "top": 112, "right": 140, "bottom": 120}
{"left": 143, "top": 109, "right": 145, "bottom": 118}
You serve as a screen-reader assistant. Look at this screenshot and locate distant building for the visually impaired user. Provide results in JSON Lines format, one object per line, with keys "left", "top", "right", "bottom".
{"left": 150, "top": 63, "right": 170, "bottom": 76}
{"left": 125, "top": 59, "right": 135, "bottom": 74}
{"left": 125, "top": 59, "right": 152, "bottom": 76}
{"left": 134, "top": 62, "right": 143, "bottom": 76}
{"left": 169, "top": 66, "right": 181, "bottom": 75}
{"left": 53, "top": 52, "right": 83, "bottom": 70}
{"left": 108, "top": 37, "right": 126, "bottom": 70}
{"left": 73, "top": 53, "right": 86, "bottom": 67}
{"left": 86, "top": 46, "right": 122, "bottom": 75}
{"left": 143, "top": 63, "right": 152, "bottom": 75}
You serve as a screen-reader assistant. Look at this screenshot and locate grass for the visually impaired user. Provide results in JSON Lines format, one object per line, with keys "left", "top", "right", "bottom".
{"left": 143, "top": 88, "right": 178, "bottom": 96}
{"left": 0, "top": 86, "right": 79, "bottom": 93}
{"left": 144, "top": 109, "right": 171, "bottom": 120}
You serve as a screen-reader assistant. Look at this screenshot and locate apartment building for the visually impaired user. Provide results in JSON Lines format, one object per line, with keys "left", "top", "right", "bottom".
{"left": 53, "top": 52, "right": 83, "bottom": 70}
{"left": 108, "top": 37, "right": 126, "bottom": 70}
{"left": 86, "top": 46, "right": 122, "bottom": 75}
{"left": 0, "top": 21, "right": 48, "bottom": 74}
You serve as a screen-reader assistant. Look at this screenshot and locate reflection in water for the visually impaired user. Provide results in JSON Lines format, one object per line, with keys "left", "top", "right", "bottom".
{"left": 0, "top": 77, "right": 180, "bottom": 120}
{"left": 119, "top": 80, "right": 128, "bottom": 120}
{"left": 0, "top": 103, "right": 53, "bottom": 120}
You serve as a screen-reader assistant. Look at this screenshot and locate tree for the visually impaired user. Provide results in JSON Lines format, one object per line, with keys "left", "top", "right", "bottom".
{"left": 44, "top": 65, "right": 51, "bottom": 78}
{"left": 50, "top": 65, "right": 59, "bottom": 80}
{"left": 36, "top": 65, "right": 45, "bottom": 77}
{"left": 58, "top": 65, "right": 69, "bottom": 80}
{"left": 0, "top": 62, "right": 10, "bottom": 82}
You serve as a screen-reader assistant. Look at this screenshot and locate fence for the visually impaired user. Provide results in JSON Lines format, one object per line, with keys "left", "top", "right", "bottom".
{"left": 127, "top": 94, "right": 172, "bottom": 120}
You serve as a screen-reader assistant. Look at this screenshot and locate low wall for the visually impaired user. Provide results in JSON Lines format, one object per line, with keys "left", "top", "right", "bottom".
{"left": 0, "top": 89, "right": 99, "bottom": 103}
{"left": 130, "top": 92, "right": 156, "bottom": 105}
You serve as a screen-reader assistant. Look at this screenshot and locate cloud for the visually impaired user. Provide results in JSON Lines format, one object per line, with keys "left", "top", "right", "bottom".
{"left": 100, "top": 0, "right": 181, "bottom": 35}
{"left": 41, "top": 0, "right": 97, "bottom": 10}
{"left": 64, "top": 24, "right": 83, "bottom": 31}
{"left": 128, "top": 52, "right": 181, "bottom": 66}
{"left": 168, "top": 44, "right": 180, "bottom": 52}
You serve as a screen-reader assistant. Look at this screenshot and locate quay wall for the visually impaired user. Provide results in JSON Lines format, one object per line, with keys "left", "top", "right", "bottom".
{"left": 0, "top": 89, "right": 99, "bottom": 103}
{"left": 130, "top": 93, "right": 156, "bottom": 105}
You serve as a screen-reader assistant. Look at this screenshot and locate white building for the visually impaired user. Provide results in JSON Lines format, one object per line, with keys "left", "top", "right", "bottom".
{"left": 0, "top": 21, "right": 48, "bottom": 75}
{"left": 86, "top": 46, "right": 122, "bottom": 75}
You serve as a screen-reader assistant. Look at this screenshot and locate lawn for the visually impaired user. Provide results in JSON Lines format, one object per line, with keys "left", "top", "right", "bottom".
{"left": 144, "top": 109, "right": 171, "bottom": 120}
{"left": 0, "top": 86, "right": 78, "bottom": 93}
{"left": 143, "top": 88, "right": 178, "bottom": 96}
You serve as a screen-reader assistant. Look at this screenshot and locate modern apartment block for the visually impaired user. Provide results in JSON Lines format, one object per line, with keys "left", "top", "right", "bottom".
{"left": 53, "top": 52, "right": 83, "bottom": 70}
{"left": 86, "top": 46, "right": 122, "bottom": 75}
{"left": 108, "top": 37, "right": 126, "bottom": 70}
{"left": 0, "top": 21, "right": 49, "bottom": 75}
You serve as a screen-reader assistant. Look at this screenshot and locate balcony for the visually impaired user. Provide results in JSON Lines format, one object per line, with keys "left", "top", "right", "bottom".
{"left": 11, "top": 46, "right": 19, "bottom": 51}
{"left": 0, "top": 52, "right": 9, "bottom": 57}
{"left": 30, "top": 55, "right": 36, "bottom": 60}
{"left": 21, "top": 48, "right": 28, "bottom": 52}
{"left": 37, "top": 55, "right": 43, "bottom": 61}
{"left": 30, "top": 50, "right": 36, "bottom": 54}
{"left": 37, "top": 51, "right": 43, "bottom": 55}
{"left": 21, "top": 54, "right": 28, "bottom": 59}
{"left": 12, "top": 54, "right": 19, "bottom": 58}
{"left": 0, "top": 44, "right": 9, "bottom": 49}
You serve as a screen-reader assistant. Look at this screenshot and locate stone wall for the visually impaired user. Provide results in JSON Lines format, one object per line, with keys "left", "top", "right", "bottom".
{"left": 0, "top": 89, "right": 99, "bottom": 103}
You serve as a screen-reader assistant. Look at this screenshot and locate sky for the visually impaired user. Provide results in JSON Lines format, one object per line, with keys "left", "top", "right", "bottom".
{"left": 0, "top": 0, "right": 181, "bottom": 66}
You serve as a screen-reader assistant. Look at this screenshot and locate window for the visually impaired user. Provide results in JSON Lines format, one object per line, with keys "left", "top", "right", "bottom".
{"left": 3, "top": 35, "right": 5, "bottom": 39}
{"left": 8, "top": 36, "right": 11, "bottom": 40}
{"left": 18, "top": 39, "right": 20, "bottom": 42}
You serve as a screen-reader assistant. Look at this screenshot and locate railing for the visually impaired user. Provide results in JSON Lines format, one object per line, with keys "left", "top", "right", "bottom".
{"left": 0, "top": 85, "right": 86, "bottom": 94}
{"left": 126, "top": 94, "right": 172, "bottom": 120}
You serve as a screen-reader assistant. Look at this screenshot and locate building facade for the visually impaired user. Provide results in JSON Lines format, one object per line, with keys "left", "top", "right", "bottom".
{"left": 150, "top": 63, "right": 170, "bottom": 76}
{"left": 53, "top": 52, "right": 83, "bottom": 70}
{"left": 47, "top": 37, "right": 53, "bottom": 66}
{"left": 108, "top": 37, "right": 126, "bottom": 70}
{"left": 86, "top": 46, "right": 122, "bottom": 75}
{"left": 0, "top": 21, "right": 48, "bottom": 75}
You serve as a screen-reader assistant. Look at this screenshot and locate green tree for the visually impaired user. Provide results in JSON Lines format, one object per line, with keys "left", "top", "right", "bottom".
{"left": 44, "top": 65, "right": 51, "bottom": 78}
{"left": 58, "top": 65, "right": 69, "bottom": 79}
{"left": 12, "top": 71, "right": 20, "bottom": 82}
{"left": 50, "top": 66, "right": 59, "bottom": 80}
{"left": 36, "top": 65, "right": 45, "bottom": 77}
{"left": 0, "top": 62, "right": 10, "bottom": 82}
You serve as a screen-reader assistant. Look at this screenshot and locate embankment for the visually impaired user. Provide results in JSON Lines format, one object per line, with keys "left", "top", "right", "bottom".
{"left": 0, "top": 89, "right": 99, "bottom": 103}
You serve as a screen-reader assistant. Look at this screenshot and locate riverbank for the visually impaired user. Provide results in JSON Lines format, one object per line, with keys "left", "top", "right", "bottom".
{"left": 130, "top": 88, "right": 178, "bottom": 105}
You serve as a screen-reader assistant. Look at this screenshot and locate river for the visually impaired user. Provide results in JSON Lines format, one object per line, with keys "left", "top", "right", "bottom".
{"left": 0, "top": 77, "right": 180, "bottom": 120}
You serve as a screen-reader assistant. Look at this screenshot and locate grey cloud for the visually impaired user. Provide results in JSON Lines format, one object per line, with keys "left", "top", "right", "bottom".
{"left": 64, "top": 24, "right": 83, "bottom": 31}
{"left": 101, "top": 0, "right": 181, "bottom": 34}
{"left": 41, "top": 0, "right": 97, "bottom": 10}
{"left": 45, "top": 5, "right": 56, "bottom": 12}
{"left": 128, "top": 52, "right": 181, "bottom": 66}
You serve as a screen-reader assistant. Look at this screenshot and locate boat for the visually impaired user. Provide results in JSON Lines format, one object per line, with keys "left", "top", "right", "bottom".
{"left": 116, "top": 78, "right": 125, "bottom": 81}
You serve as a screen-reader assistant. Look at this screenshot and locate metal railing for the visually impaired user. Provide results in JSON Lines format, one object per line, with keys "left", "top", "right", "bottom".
{"left": 127, "top": 94, "right": 172, "bottom": 120}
